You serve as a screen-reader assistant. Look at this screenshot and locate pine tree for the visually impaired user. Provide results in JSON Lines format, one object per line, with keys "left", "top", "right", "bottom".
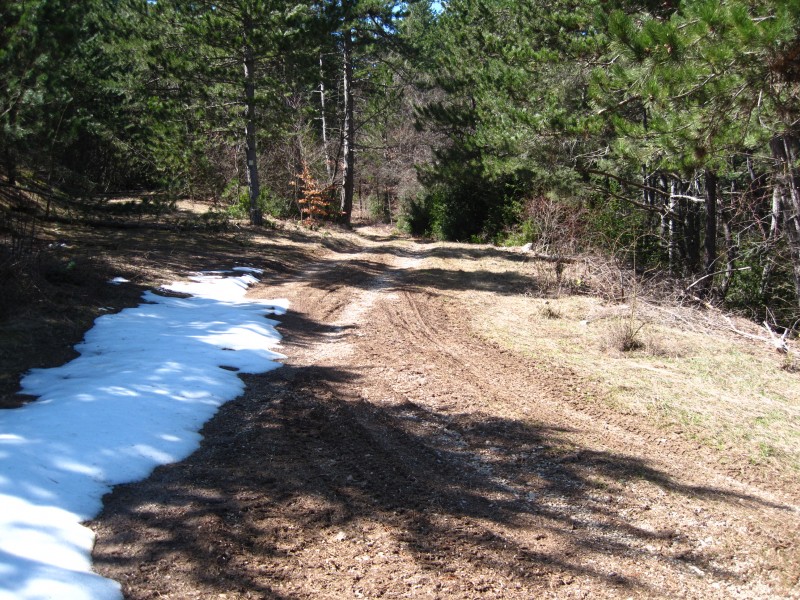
{"left": 318, "top": 0, "right": 410, "bottom": 225}
{"left": 1, "top": 1, "right": 92, "bottom": 190}
{"left": 594, "top": 0, "right": 800, "bottom": 306}
{"left": 148, "top": 0, "right": 313, "bottom": 225}
{"left": 414, "top": 0, "right": 602, "bottom": 240}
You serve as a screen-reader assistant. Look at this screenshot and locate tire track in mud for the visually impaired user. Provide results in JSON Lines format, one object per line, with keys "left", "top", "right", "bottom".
{"left": 257, "top": 240, "right": 573, "bottom": 597}
{"left": 383, "top": 261, "right": 800, "bottom": 581}
{"left": 323, "top": 237, "right": 800, "bottom": 599}
{"left": 269, "top": 241, "right": 665, "bottom": 595}
{"left": 91, "top": 228, "right": 800, "bottom": 600}
{"left": 287, "top": 233, "right": 798, "bottom": 598}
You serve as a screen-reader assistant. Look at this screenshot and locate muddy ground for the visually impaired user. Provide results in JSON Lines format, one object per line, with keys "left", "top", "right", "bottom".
{"left": 79, "top": 223, "right": 799, "bottom": 599}
{"left": 4, "top": 219, "right": 798, "bottom": 598}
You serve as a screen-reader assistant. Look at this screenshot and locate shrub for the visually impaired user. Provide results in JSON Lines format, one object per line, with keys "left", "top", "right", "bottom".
{"left": 424, "top": 182, "right": 492, "bottom": 241}
{"left": 222, "top": 181, "right": 293, "bottom": 221}
{"left": 505, "top": 194, "right": 587, "bottom": 252}
{"left": 398, "top": 190, "right": 436, "bottom": 236}
{"left": 294, "top": 161, "right": 339, "bottom": 225}
{"left": 368, "top": 194, "right": 393, "bottom": 224}
{"left": 606, "top": 317, "right": 647, "bottom": 352}
{"left": 221, "top": 180, "right": 250, "bottom": 219}
{"left": 539, "top": 301, "right": 562, "bottom": 319}
{"left": 263, "top": 191, "right": 297, "bottom": 220}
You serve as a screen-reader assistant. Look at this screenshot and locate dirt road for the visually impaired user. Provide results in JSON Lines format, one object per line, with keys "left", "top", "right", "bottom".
{"left": 91, "top": 226, "right": 799, "bottom": 599}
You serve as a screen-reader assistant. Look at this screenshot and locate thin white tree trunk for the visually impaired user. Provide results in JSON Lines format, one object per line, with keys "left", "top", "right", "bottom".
{"left": 319, "top": 55, "right": 332, "bottom": 183}
{"left": 771, "top": 135, "right": 800, "bottom": 308}
{"left": 340, "top": 32, "right": 355, "bottom": 224}
{"left": 243, "top": 16, "right": 262, "bottom": 226}
{"left": 668, "top": 180, "right": 677, "bottom": 272}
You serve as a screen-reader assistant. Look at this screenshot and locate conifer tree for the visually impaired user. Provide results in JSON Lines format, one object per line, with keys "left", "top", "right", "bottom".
{"left": 1, "top": 1, "right": 97, "bottom": 190}
{"left": 414, "top": 0, "right": 601, "bottom": 240}
{"left": 594, "top": 0, "right": 800, "bottom": 304}
{"left": 319, "top": 0, "right": 410, "bottom": 225}
{"left": 0, "top": 0, "right": 170, "bottom": 199}
{"left": 149, "top": 0, "right": 312, "bottom": 225}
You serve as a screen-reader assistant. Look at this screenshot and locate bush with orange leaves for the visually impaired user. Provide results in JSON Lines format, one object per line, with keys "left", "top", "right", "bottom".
{"left": 294, "top": 160, "right": 340, "bottom": 226}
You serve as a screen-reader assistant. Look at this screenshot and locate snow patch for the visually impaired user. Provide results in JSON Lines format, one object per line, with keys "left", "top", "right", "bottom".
{"left": 0, "top": 269, "right": 288, "bottom": 600}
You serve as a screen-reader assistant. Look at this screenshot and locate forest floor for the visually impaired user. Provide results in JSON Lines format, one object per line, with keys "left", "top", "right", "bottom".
{"left": 2, "top": 204, "right": 800, "bottom": 598}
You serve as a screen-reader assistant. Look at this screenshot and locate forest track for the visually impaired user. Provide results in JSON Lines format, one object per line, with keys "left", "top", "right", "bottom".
{"left": 89, "top": 224, "right": 800, "bottom": 599}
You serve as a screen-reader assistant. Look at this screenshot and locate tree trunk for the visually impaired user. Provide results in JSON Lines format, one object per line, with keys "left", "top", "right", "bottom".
{"left": 243, "top": 21, "right": 262, "bottom": 227}
{"left": 684, "top": 178, "right": 701, "bottom": 272}
{"left": 720, "top": 207, "right": 736, "bottom": 299}
{"left": 769, "top": 179, "right": 781, "bottom": 240}
{"left": 340, "top": 32, "right": 355, "bottom": 225}
{"left": 771, "top": 135, "right": 800, "bottom": 308}
{"left": 760, "top": 183, "right": 781, "bottom": 298}
{"left": 319, "top": 55, "right": 333, "bottom": 184}
{"left": 4, "top": 106, "right": 17, "bottom": 186}
{"left": 667, "top": 179, "right": 677, "bottom": 273}
{"left": 4, "top": 147, "right": 16, "bottom": 187}
{"left": 701, "top": 169, "right": 718, "bottom": 297}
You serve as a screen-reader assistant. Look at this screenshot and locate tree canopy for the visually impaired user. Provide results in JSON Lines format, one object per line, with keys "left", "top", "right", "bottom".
{"left": 2, "top": 0, "right": 799, "bottom": 322}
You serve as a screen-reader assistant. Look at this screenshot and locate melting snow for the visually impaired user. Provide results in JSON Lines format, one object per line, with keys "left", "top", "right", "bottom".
{"left": 0, "top": 269, "right": 287, "bottom": 600}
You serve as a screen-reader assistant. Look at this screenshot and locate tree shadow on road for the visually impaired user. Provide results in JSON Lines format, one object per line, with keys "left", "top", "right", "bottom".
{"left": 288, "top": 247, "right": 542, "bottom": 299}
{"left": 266, "top": 223, "right": 569, "bottom": 302}
{"left": 91, "top": 354, "right": 793, "bottom": 599}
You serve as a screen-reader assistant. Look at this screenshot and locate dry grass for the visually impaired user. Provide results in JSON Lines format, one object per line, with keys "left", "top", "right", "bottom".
{"left": 538, "top": 301, "right": 562, "bottom": 320}
{"left": 604, "top": 316, "right": 647, "bottom": 352}
{"left": 420, "top": 244, "right": 800, "bottom": 475}
{"left": 479, "top": 293, "right": 800, "bottom": 471}
{"left": 782, "top": 352, "right": 800, "bottom": 374}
